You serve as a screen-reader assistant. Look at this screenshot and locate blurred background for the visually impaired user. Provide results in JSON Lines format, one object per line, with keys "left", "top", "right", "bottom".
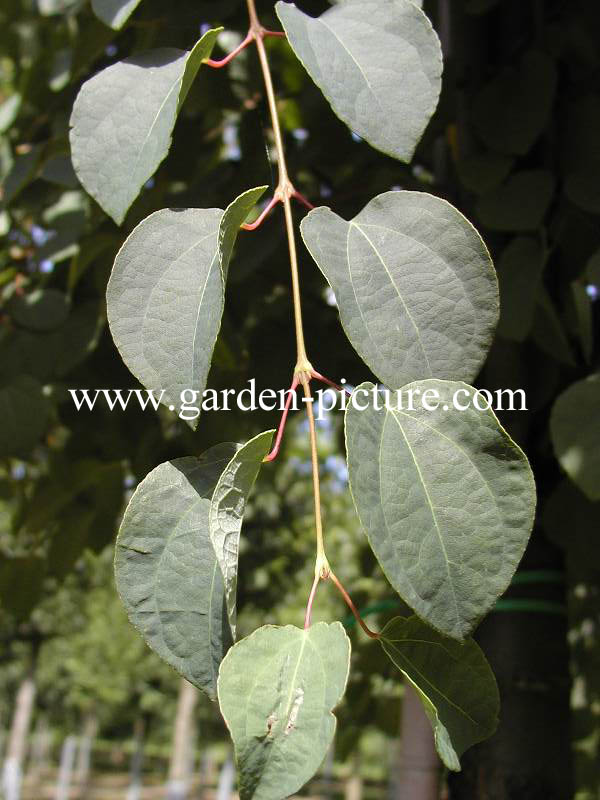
{"left": 0, "top": 0, "right": 599, "bottom": 798}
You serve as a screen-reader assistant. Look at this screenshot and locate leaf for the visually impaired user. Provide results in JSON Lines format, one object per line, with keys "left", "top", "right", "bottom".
{"left": 114, "top": 445, "right": 237, "bottom": 699}
{"left": 91, "top": 0, "right": 142, "bottom": 29}
{"left": 476, "top": 170, "right": 554, "bottom": 231}
{"left": 210, "top": 430, "right": 274, "bottom": 638}
{"left": 218, "top": 622, "right": 351, "bottom": 800}
{"left": 276, "top": 0, "right": 442, "bottom": 163}
{"left": 550, "top": 375, "right": 600, "bottom": 501}
{"left": 473, "top": 51, "right": 557, "bottom": 156}
{"left": 69, "top": 28, "right": 221, "bottom": 224}
{"left": 531, "top": 289, "right": 575, "bottom": 367}
{"left": 496, "top": 237, "right": 545, "bottom": 341}
{"left": 569, "top": 282, "right": 593, "bottom": 363}
{"left": 345, "top": 380, "right": 536, "bottom": 639}
{"left": 380, "top": 616, "right": 499, "bottom": 770}
{"left": 106, "top": 186, "right": 266, "bottom": 426}
{"left": 0, "top": 556, "right": 46, "bottom": 619}
{"left": 0, "top": 94, "right": 21, "bottom": 134}
{"left": 563, "top": 95, "right": 600, "bottom": 215}
{"left": 0, "top": 376, "right": 50, "bottom": 458}
{"left": 1, "top": 145, "right": 43, "bottom": 208}
{"left": 456, "top": 152, "right": 514, "bottom": 195}
{"left": 8, "top": 288, "right": 70, "bottom": 332}
{"left": 301, "top": 191, "right": 498, "bottom": 389}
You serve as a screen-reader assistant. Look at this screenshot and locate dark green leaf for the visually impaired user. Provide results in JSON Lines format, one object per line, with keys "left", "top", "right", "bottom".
{"left": 476, "top": 170, "right": 554, "bottom": 231}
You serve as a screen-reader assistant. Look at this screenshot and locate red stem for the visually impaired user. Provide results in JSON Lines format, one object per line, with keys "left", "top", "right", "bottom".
{"left": 241, "top": 195, "right": 281, "bottom": 231}
{"left": 263, "top": 30, "right": 286, "bottom": 38}
{"left": 304, "top": 573, "right": 320, "bottom": 629}
{"left": 329, "top": 572, "right": 380, "bottom": 639}
{"left": 311, "top": 369, "right": 352, "bottom": 396}
{"left": 204, "top": 32, "right": 253, "bottom": 68}
{"left": 292, "top": 190, "right": 315, "bottom": 211}
{"left": 263, "top": 376, "right": 300, "bottom": 462}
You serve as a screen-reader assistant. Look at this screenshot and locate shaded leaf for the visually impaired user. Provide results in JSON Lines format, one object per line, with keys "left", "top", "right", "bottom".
{"left": 106, "top": 187, "right": 266, "bottom": 426}
{"left": 8, "top": 288, "right": 70, "bottom": 332}
{"left": 473, "top": 51, "right": 556, "bottom": 156}
{"left": 276, "top": 0, "right": 442, "bottom": 163}
{"left": 70, "top": 28, "right": 221, "bottom": 223}
{"left": 476, "top": 170, "right": 554, "bottom": 231}
{"left": 345, "top": 380, "right": 536, "bottom": 639}
{"left": 550, "top": 375, "right": 600, "bottom": 501}
{"left": 0, "top": 376, "right": 50, "bottom": 458}
{"left": 218, "top": 622, "right": 351, "bottom": 800}
{"left": 210, "top": 430, "right": 274, "bottom": 638}
{"left": 563, "top": 95, "right": 600, "bottom": 215}
{"left": 301, "top": 191, "right": 497, "bottom": 389}
{"left": 496, "top": 237, "right": 545, "bottom": 341}
{"left": 456, "top": 152, "right": 514, "bottom": 195}
{"left": 91, "top": 0, "right": 142, "bottom": 29}
{"left": 115, "top": 445, "right": 237, "bottom": 699}
{"left": 0, "top": 556, "right": 46, "bottom": 619}
{"left": 531, "top": 289, "right": 575, "bottom": 367}
{"left": 1, "top": 145, "right": 43, "bottom": 208}
{"left": 380, "top": 615, "right": 499, "bottom": 770}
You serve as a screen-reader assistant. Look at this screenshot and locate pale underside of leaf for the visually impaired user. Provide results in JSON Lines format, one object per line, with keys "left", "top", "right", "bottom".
{"left": 380, "top": 616, "right": 499, "bottom": 770}
{"left": 218, "top": 623, "right": 351, "bottom": 800}
{"left": 301, "top": 191, "right": 498, "bottom": 389}
{"left": 114, "top": 445, "right": 236, "bottom": 700}
{"left": 69, "top": 28, "right": 220, "bottom": 223}
{"left": 210, "top": 430, "right": 274, "bottom": 638}
{"left": 91, "top": 0, "right": 143, "bottom": 29}
{"left": 276, "top": 0, "right": 442, "bottom": 163}
{"left": 345, "top": 380, "right": 536, "bottom": 639}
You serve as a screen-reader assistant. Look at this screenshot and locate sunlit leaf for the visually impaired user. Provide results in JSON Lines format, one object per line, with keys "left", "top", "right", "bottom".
{"left": 70, "top": 28, "right": 221, "bottom": 223}
{"left": 115, "top": 445, "right": 237, "bottom": 699}
{"left": 218, "top": 622, "right": 351, "bottom": 800}
{"left": 276, "top": 0, "right": 442, "bottom": 162}
{"left": 210, "top": 430, "right": 274, "bottom": 638}
{"left": 301, "top": 191, "right": 497, "bottom": 389}
{"left": 380, "top": 615, "right": 499, "bottom": 770}
{"left": 345, "top": 381, "right": 536, "bottom": 639}
{"left": 91, "top": 0, "right": 142, "bottom": 29}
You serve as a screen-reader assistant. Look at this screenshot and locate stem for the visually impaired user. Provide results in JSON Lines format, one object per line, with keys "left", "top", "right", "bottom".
{"left": 329, "top": 572, "right": 380, "bottom": 640}
{"left": 246, "top": 0, "right": 311, "bottom": 372}
{"left": 300, "top": 374, "right": 329, "bottom": 577}
{"left": 311, "top": 369, "right": 352, "bottom": 396}
{"left": 204, "top": 32, "right": 253, "bottom": 68}
{"left": 304, "top": 573, "right": 320, "bottom": 629}
{"left": 241, "top": 195, "right": 280, "bottom": 231}
{"left": 263, "top": 376, "right": 299, "bottom": 462}
{"left": 292, "top": 190, "right": 315, "bottom": 211}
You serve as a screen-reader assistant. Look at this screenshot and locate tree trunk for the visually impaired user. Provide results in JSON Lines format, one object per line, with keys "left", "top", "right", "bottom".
{"left": 215, "top": 757, "right": 234, "bottom": 800}
{"left": 54, "top": 735, "right": 77, "bottom": 800}
{"left": 447, "top": 537, "right": 573, "bottom": 800}
{"left": 392, "top": 684, "right": 441, "bottom": 800}
{"left": 74, "top": 713, "right": 97, "bottom": 798}
{"left": 165, "top": 679, "right": 198, "bottom": 800}
{"left": 126, "top": 717, "right": 145, "bottom": 800}
{"left": 1, "top": 672, "right": 36, "bottom": 800}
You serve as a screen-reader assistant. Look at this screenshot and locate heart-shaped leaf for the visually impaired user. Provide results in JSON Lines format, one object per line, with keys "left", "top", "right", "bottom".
{"left": 70, "top": 28, "right": 221, "bottom": 223}
{"left": 276, "top": 0, "right": 442, "bottom": 163}
{"left": 106, "top": 187, "right": 266, "bottom": 426}
{"left": 210, "top": 430, "right": 274, "bottom": 639}
{"left": 380, "top": 616, "right": 499, "bottom": 771}
{"left": 218, "top": 622, "right": 351, "bottom": 800}
{"left": 91, "top": 0, "right": 143, "bottom": 29}
{"left": 114, "top": 445, "right": 236, "bottom": 700}
{"left": 550, "top": 375, "right": 600, "bottom": 501}
{"left": 301, "top": 191, "right": 498, "bottom": 389}
{"left": 345, "top": 381, "right": 536, "bottom": 639}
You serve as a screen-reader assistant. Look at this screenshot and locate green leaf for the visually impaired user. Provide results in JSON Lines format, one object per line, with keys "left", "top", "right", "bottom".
{"left": 380, "top": 615, "right": 499, "bottom": 771}
{"left": 550, "top": 375, "right": 600, "bottom": 501}
{"left": 569, "top": 282, "right": 593, "bottom": 363}
{"left": 218, "top": 622, "right": 351, "bottom": 800}
{"left": 473, "top": 51, "right": 556, "bottom": 156}
{"left": 8, "top": 289, "right": 70, "bottom": 332}
{"left": 276, "top": 0, "right": 442, "bottom": 163}
{"left": 563, "top": 95, "right": 600, "bottom": 215}
{"left": 0, "top": 94, "right": 21, "bottom": 134}
{"left": 106, "top": 187, "right": 266, "bottom": 426}
{"left": 0, "top": 556, "right": 46, "bottom": 619}
{"left": 1, "top": 145, "right": 43, "bottom": 208}
{"left": 114, "top": 445, "right": 237, "bottom": 700}
{"left": 476, "top": 170, "right": 554, "bottom": 231}
{"left": 345, "top": 381, "right": 536, "bottom": 639}
{"left": 456, "top": 152, "right": 514, "bottom": 195}
{"left": 210, "top": 430, "right": 274, "bottom": 638}
{"left": 0, "top": 376, "right": 50, "bottom": 458}
{"left": 496, "top": 237, "right": 545, "bottom": 341}
{"left": 69, "top": 28, "right": 221, "bottom": 224}
{"left": 301, "top": 191, "right": 498, "bottom": 389}
{"left": 531, "top": 289, "right": 575, "bottom": 367}
{"left": 91, "top": 0, "right": 143, "bottom": 29}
